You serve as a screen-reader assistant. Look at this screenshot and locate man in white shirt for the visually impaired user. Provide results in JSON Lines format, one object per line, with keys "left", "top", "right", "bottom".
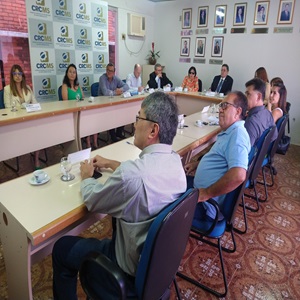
{"left": 126, "top": 64, "right": 144, "bottom": 93}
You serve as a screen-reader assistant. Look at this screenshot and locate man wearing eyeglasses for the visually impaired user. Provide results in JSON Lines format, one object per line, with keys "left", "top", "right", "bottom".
{"left": 52, "top": 92, "right": 187, "bottom": 299}
{"left": 210, "top": 64, "right": 233, "bottom": 95}
{"left": 184, "top": 91, "right": 250, "bottom": 221}
{"left": 147, "top": 63, "right": 173, "bottom": 89}
{"left": 244, "top": 78, "right": 277, "bottom": 146}
{"left": 98, "top": 62, "right": 130, "bottom": 142}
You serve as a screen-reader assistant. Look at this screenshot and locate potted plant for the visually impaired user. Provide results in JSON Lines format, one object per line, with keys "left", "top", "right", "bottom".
{"left": 147, "top": 42, "right": 160, "bottom": 65}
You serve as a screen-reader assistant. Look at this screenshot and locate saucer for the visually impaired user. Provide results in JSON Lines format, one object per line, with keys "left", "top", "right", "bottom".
{"left": 29, "top": 174, "right": 50, "bottom": 186}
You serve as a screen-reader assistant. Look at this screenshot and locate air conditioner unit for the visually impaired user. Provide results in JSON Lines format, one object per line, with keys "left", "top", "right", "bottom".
{"left": 128, "top": 13, "right": 145, "bottom": 37}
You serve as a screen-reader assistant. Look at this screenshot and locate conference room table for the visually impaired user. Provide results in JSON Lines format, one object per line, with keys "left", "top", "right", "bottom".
{"left": 0, "top": 91, "right": 221, "bottom": 163}
{"left": 0, "top": 93, "right": 222, "bottom": 300}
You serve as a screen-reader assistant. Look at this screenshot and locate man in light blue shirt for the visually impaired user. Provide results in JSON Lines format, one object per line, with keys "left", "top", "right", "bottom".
{"left": 126, "top": 64, "right": 144, "bottom": 93}
{"left": 185, "top": 91, "right": 250, "bottom": 220}
{"left": 98, "top": 63, "right": 129, "bottom": 141}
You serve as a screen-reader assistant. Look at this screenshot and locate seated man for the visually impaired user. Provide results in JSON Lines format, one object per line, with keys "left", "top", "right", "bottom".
{"left": 52, "top": 91, "right": 187, "bottom": 300}
{"left": 185, "top": 91, "right": 250, "bottom": 221}
{"left": 245, "top": 78, "right": 277, "bottom": 146}
{"left": 126, "top": 63, "right": 144, "bottom": 93}
{"left": 98, "top": 63, "right": 130, "bottom": 142}
{"left": 147, "top": 63, "right": 173, "bottom": 89}
{"left": 210, "top": 64, "right": 233, "bottom": 95}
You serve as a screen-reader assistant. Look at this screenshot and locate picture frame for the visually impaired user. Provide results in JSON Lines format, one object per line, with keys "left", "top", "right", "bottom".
{"left": 180, "top": 37, "right": 190, "bottom": 56}
{"left": 277, "top": 0, "right": 295, "bottom": 24}
{"left": 254, "top": 1, "right": 270, "bottom": 25}
{"left": 182, "top": 8, "right": 192, "bottom": 29}
{"left": 233, "top": 3, "right": 247, "bottom": 26}
{"left": 214, "top": 5, "right": 227, "bottom": 27}
{"left": 195, "top": 37, "right": 206, "bottom": 57}
{"left": 197, "top": 6, "right": 208, "bottom": 27}
{"left": 211, "top": 36, "right": 224, "bottom": 57}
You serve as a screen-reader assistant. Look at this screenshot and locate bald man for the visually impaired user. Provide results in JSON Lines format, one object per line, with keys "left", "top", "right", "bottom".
{"left": 126, "top": 64, "right": 144, "bottom": 93}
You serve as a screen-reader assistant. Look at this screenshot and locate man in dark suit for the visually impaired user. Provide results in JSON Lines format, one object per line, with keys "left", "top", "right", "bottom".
{"left": 280, "top": 3, "right": 290, "bottom": 21}
{"left": 210, "top": 64, "right": 233, "bottom": 95}
{"left": 147, "top": 63, "right": 173, "bottom": 89}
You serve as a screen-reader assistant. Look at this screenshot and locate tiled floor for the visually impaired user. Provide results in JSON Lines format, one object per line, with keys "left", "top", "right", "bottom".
{"left": 0, "top": 142, "right": 299, "bottom": 299}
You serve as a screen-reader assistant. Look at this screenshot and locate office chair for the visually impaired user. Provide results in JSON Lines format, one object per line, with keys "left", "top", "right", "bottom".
{"left": 177, "top": 169, "right": 252, "bottom": 298}
{"left": 58, "top": 85, "right": 62, "bottom": 100}
{"left": 242, "top": 126, "right": 276, "bottom": 212}
{"left": 90, "top": 82, "right": 99, "bottom": 97}
{"left": 79, "top": 189, "right": 199, "bottom": 300}
{"left": 0, "top": 89, "right": 4, "bottom": 109}
{"left": 198, "top": 79, "right": 202, "bottom": 92}
{"left": 259, "top": 114, "right": 289, "bottom": 188}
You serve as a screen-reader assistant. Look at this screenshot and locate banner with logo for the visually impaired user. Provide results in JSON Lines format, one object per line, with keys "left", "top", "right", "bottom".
{"left": 26, "top": 0, "right": 108, "bottom": 101}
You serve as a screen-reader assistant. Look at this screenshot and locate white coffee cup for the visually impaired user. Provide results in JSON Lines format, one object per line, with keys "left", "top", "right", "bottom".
{"left": 33, "top": 170, "right": 47, "bottom": 183}
{"left": 183, "top": 88, "right": 188, "bottom": 92}
{"left": 219, "top": 93, "right": 224, "bottom": 97}
{"left": 88, "top": 96, "right": 94, "bottom": 102}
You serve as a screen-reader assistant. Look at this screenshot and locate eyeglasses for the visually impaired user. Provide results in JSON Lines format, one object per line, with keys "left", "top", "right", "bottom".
{"left": 189, "top": 72, "right": 195, "bottom": 75}
{"left": 135, "top": 115, "right": 157, "bottom": 123}
{"left": 218, "top": 102, "right": 238, "bottom": 110}
{"left": 12, "top": 72, "right": 23, "bottom": 76}
{"left": 107, "top": 69, "right": 115, "bottom": 73}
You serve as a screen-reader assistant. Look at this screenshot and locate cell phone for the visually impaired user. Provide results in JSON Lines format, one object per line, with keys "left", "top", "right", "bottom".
{"left": 92, "top": 170, "right": 102, "bottom": 179}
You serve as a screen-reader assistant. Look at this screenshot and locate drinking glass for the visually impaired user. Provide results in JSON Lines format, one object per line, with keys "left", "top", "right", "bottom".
{"left": 60, "top": 157, "right": 75, "bottom": 181}
{"left": 11, "top": 100, "right": 18, "bottom": 112}
{"left": 76, "top": 93, "right": 81, "bottom": 101}
{"left": 109, "top": 90, "right": 113, "bottom": 98}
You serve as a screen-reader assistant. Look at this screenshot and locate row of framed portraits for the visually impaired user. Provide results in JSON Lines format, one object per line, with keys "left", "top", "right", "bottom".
{"left": 180, "top": 37, "right": 224, "bottom": 58}
{"left": 182, "top": 0, "right": 295, "bottom": 28}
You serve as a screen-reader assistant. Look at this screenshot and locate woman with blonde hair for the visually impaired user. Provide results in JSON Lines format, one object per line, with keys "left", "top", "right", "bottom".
{"left": 4, "top": 64, "right": 41, "bottom": 169}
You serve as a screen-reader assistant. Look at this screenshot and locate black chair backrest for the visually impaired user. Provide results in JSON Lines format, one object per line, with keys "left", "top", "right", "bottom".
{"left": 91, "top": 82, "right": 99, "bottom": 97}
{"left": 198, "top": 79, "right": 202, "bottom": 92}
{"left": 250, "top": 126, "right": 276, "bottom": 181}
{"left": 135, "top": 189, "right": 198, "bottom": 300}
{"left": 58, "top": 85, "right": 62, "bottom": 101}
{"left": 270, "top": 114, "right": 289, "bottom": 159}
{"left": 0, "top": 89, "right": 4, "bottom": 109}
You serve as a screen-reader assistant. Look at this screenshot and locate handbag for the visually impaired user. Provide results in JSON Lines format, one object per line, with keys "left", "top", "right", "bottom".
{"left": 276, "top": 135, "right": 291, "bottom": 155}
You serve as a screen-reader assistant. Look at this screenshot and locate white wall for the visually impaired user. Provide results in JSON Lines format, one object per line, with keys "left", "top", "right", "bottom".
{"left": 111, "top": 0, "right": 300, "bottom": 145}
{"left": 108, "top": 0, "right": 155, "bottom": 79}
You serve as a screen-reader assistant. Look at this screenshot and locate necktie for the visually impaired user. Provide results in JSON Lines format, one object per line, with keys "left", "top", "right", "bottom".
{"left": 216, "top": 79, "right": 223, "bottom": 93}
{"left": 157, "top": 77, "right": 161, "bottom": 89}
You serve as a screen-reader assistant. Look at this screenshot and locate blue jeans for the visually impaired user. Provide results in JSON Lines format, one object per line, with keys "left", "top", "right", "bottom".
{"left": 52, "top": 236, "right": 116, "bottom": 300}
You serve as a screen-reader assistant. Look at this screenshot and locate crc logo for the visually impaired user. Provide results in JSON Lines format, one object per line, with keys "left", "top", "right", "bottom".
{"left": 59, "top": 0, "right": 67, "bottom": 10}
{"left": 42, "top": 78, "right": 51, "bottom": 89}
{"left": 98, "top": 54, "right": 104, "bottom": 63}
{"left": 81, "top": 53, "right": 88, "bottom": 63}
{"left": 97, "top": 7, "right": 103, "bottom": 17}
{"left": 80, "top": 28, "right": 87, "bottom": 39}
{"left": 62, "top": 52, "right": 70, "bottom": 62}
{"left": 79, "top": 3, "right": 86, "bottom": 13}
{"left": 97, "top": 31, "right": 103, "bottom": 41}
{"left": 40, "top": 51, "right": 49, "bottom": 62}
{"left": 36, "top": 0, "right": 45, "bottom": 5}
{"left": 38, "top": 23, "right": 47, "bottom": 35}
{"left": 60, "top": 26, "right": 68, "bottom": 37}
{"left": 82, "top": 76, "right": 89, "bottom": 86}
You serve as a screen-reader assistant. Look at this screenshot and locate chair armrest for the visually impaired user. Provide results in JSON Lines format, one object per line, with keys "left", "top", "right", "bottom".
{"left": 191, "top": 198, "right": 220, "bottom": 236}
{"left": 79, "top": 251, "right": 128, "bottom": 300}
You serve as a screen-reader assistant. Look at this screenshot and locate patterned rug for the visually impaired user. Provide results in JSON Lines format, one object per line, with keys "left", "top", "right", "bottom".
{"left": 0, "top": 144, "right": 299, "bottom": 299}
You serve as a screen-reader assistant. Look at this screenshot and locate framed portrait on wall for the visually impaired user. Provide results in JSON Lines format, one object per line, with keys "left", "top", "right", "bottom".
{"left": 214, "top": 5, "right": 227, "bottom": 27}
{"left": 254, "top": 1, "right": 270, "bottom": 25}
{"left": 182, "top": 8, "right": 192, "bottom": 29}
{"left": 197, "top": 6, "right": 208, "bottom": 27}
{"left": 277, "top": 0, "right": 295, "bottom": 24}
{"left": 233, "top": 3, "right": 247, "bottom": 26}
{"left": 180, "top": 37, "right": 190, "bottom": 56}
{"left": 211, "top": 36, "right": 224, "bottom": 57}
{"left": 195, "top": 37, "right": 206, "bottom": 57}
